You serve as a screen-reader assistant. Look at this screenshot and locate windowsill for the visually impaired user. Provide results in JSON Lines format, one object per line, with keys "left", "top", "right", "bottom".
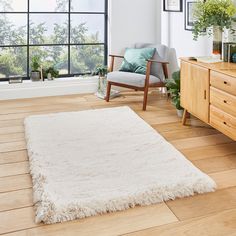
{"left": 0, "top": 76, "right": 98, "bottom": 88}
{"left": 0, "top": 76, "right": 99, "bottom": 100}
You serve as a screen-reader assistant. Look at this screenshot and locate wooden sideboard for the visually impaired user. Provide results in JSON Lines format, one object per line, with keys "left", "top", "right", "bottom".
{"left": 180, "top": 58, "right": 236, "bottom": 141}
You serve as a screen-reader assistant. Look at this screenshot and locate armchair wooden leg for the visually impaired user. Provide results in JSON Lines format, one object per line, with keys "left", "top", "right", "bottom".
{"left": 143, "top": 86, "right": 149, "bottom": 111}
{"left": 106, "top": 81, "right": 111, "bottom": 102}
{"left": 182, "top": 109, "right": 188, "bottom": 125}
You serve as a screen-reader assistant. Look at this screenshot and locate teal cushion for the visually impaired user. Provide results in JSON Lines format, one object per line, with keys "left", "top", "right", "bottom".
{"left": 119, "top": 48, "right": 156, "bottom": 75}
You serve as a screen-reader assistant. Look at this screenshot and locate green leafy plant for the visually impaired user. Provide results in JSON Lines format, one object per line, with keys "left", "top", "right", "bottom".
{"left": 46, "top": 66, "right": 59, "bottom": 78}
{"left": 193, "top": 0, "right": 236, "bottom": 40}
{"left": 95, "top": 65, "right": 108, "bottom": 77}
{"left": 166, "top": 71, "right": 182, "bottom": 110}
{"left": 31, "top": 55, "right": 41, "bottom": 72}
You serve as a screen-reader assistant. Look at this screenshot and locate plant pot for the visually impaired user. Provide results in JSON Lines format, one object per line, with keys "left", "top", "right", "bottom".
{"left": 47, "top": 73, "right": 53, "bottom": 80}
{"left": 212, "top": 26, "right": 223, "bottom": 59}
{"left": 176, "top": 109, "right": 184, "bottom": 118}
{"left": 30, "top": 71, "right": 41, "bottom": 81}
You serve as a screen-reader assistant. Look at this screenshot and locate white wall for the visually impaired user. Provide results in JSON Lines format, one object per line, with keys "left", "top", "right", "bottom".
{"left": 109, "top": 0, "right": 158, "bottom": 55}
{"left": 156, "top": 0, "right": 162, "bottom": 44}
{"left": 161, "top": 4, "right": 212, "bottom": 59}
{"left": 108, "top": 0, "right": 212, "bottom": 66}
{"left": 109, "top": 0, "right": 212, "bottom": 59}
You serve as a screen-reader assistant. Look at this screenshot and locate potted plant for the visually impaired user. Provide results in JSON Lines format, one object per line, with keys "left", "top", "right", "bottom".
{"left": 95, "top": 65, "right": 108, "bottom": 78}
{"left": 95, "top": 65, "right": 109, "bottom": 95}
{"left": 166, "top": 71, "right": 183, "bottom": 117}
{"left": 30, "top": 55, "right": 41, "bottom": 81}
{"left": 94, "top": 65, "right": 119, "bottom": 99}
{"left": 192, "top": 0, "right": 236, "bottom": 59}
{"left": 46, "top": 66, "right": 59, "bottom": 80}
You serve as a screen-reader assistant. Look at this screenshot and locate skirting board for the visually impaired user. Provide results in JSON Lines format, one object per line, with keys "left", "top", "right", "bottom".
{"left": 0, "top": 77, "right": 98, "bottom": 100}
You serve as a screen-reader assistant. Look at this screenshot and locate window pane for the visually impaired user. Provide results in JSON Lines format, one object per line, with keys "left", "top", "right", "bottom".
{"left": 29, "top": 14, "right": 68, "bottom": 44}
{"left": 70, "top": 45, "right": 104, "bottom": 74}
{"left": 0, "top": 0, "right": 27, "bottom": 12}
{"left": 0, "top": 14, "right": 27, "bottom": 45}
{"left": 30, "top": 46, "right": 68, "bottom": 74}
{"left": 71, "top": 0, "right": 105, "bottom": 12}
{"left": 71, "top": 14, "right": 104, "bottom": 44}
{"left": 30, "top": 0, "right": 68, "bottom": 12}
{"left": 0, "top": 47, "right": 27, "bottom": 79}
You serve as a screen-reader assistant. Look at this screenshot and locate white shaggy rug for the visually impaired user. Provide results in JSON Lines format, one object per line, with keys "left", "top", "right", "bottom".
{"left": 24, "top": 106, "right": 216, "bottom": 224}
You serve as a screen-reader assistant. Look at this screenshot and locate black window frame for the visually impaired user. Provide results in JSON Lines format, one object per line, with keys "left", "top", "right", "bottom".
{"left": 0, "top": 0, "right": 108, "bottom": 82}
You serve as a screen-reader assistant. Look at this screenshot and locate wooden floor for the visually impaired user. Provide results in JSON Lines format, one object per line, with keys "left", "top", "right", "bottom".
{"left": 0, "top": 90, "right": 236, "bottom": 236}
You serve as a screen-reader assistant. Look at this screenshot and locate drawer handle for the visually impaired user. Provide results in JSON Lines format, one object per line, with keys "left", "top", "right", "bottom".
{"left": 223, "top": 121, "right": 227, "bottom": 125}
{"left": 224, "top": 81, "right": 230, "bottom": 85}
{"left": 223, "top": 100, "right": 227, "bottom": 104}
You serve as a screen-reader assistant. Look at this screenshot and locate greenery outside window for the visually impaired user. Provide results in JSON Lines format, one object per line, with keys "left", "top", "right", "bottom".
{"left": 0, "top": 0, "right": 108, "bottom": 81}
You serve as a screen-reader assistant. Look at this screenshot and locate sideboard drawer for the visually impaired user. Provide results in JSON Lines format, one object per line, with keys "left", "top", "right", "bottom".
{"left": 210, "top": 105, "right": 236, "bottom": 140}
{"left": 210, "top": 71, "right": 236, "bottom": 96}
{"left": 210, "top": 87, "right": 236, "bottom": 117}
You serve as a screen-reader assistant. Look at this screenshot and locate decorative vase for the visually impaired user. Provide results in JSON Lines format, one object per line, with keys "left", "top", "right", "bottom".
{"left": 98, "top": 76, "right": 107, "bottom": 94}
{"left": 95, "top": 75, "right": 120, "bottom": 100}
{"left": 47, "top": 73, "right": 53, "bottom": 80}
{"left": 212, "top": 26, "right": 223, "bottom": 59}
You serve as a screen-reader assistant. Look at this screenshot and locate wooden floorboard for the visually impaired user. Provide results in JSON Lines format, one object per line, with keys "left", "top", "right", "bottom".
{"left": 0, "top": 106, "right": 92, "bottom": 121}
{"left": 166, "top": 187, "right": 236, "bottom": 221}
{"left": 124, "top": 208, "right": 236, "bottom": 236}
{"left": 160, "top": 127, "right": 219, "bottom": 141}
{"left": 0, "top": 174, "right": 32, "bottom": 193}
{"left": 0, "top": 151, "right": 27, "bottom": 165}
{"left": 0, "top": 204, "right": 177, "bottom": 236}
{"left": 171, "top": 133, "right": 234, "bottom": 150}
{"left": 0, "top": 189, "right": 32, "bottom": 212}
{"left": 152, "top": 119, "right": 212, "bottom": 133}
{"left": 0, "top": 126, "right": 24, "bottom": 135}
{"left": 0, "top": 119, "right": 23, "bottom": 128}
{"left": 0, "top": 162, "right": 29, "bottom": 178}
{"left": 0, "top": 141, "right": 26, "bottom": 153}
{"left": 0, "top": 207, "right": 40, "bottom": 235}
{"left": 182, "top": 142, "right": 236, "bottom": 161}
{"left": 0, "top": 133, "right": 25, "bottom": 144}
{"left": 210, "top": 169, "right": 236, "bottom": 190}
{"left": 193, "top": 154, "right": 236, "bottom": 173}
{"left": 0, "top": 91, "right": 235, "bottom": 236}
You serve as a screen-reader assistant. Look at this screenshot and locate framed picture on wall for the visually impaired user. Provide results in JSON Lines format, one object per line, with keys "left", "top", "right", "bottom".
{"left": 185, "top": 0, "right": 197, "bottom": 30}
{"left": 163, "top": 0, "right": 183, "bottom": 12}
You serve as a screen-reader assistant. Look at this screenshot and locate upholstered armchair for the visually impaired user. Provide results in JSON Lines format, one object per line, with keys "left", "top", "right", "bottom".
{"left": 106, "top": 43, "right": 170, "bottom": 111}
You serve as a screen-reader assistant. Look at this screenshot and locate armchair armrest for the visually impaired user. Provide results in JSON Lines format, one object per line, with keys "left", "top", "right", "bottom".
{"left": 146, "top": 59, "right": 169, "bottom": 79}
{"left": 147, "top": 59, "right": 169, "bottom": 65}
{"left": 109, "top": 54, "right": 124, "bottom": 59}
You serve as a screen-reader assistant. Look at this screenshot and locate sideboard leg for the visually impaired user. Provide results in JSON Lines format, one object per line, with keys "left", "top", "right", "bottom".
{"left": 182, "top": 109, "right": 188, "bottom": 125}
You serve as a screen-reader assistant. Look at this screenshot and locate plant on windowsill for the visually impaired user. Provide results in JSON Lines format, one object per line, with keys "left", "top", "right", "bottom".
{"left": 166, "top": 71, "right": 183, "bottom": 117}
{"left": 192, "top": 0, "right": 236, "bottom": 59}
{"left": 44, "top": 66, "right": 59, "bottom": 80}
{"left": 30, "top": 55, "right": 41, "bottom": 81}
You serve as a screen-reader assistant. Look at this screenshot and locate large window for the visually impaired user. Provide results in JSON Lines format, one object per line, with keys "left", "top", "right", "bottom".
{"left": 0, "top": 0, "right": 108, "bottom": 81}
